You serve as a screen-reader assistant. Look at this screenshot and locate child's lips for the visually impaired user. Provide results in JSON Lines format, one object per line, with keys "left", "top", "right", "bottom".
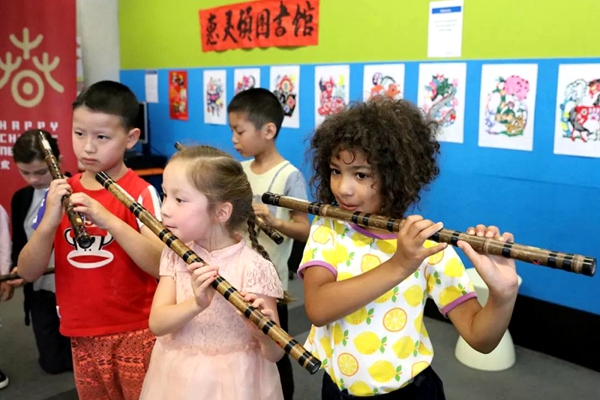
{"left": 340, "top": 202, "right": 359, "bottom": 211}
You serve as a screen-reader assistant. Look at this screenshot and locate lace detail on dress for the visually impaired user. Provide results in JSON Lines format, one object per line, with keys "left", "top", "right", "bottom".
{"left": 159, "top": 247, "right": 178, "bottom": 278}
{"left": 242, "top": 253, "right": 284, "bottom": 299}
{"left": 157, "top": 240, "right": 282, "bottom": 356}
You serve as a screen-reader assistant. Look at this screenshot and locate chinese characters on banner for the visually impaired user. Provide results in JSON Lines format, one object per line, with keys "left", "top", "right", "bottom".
{"left": 199, "top": 0, "right": 319, "bottom": 52}
{"left": 169, "top": 71, "right": 188, "bottom": 121}
{"left": 0, "top": 0, "right": 77, "bottom": 216}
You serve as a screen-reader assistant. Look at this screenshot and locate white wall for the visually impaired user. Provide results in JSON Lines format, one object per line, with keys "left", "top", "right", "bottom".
{"left": 77, "top": 0, "right": 120, "bottom": 86}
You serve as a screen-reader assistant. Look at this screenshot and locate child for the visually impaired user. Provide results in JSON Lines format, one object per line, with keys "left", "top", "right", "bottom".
{"left": 299, "top": 98, "right": 519, "bottom": 399}
{"left": 0, "top": 203, "right": 11, "bottom": 390}
{"left": 139, "top": 145, "right": 285, "bottom": 400}
{"left": 0, "top": 204, "right": 11, "bottom": 302}
{"left": 229, "top": 88, "right": 311, "bottom": 400}
{"left": 17, "top": 81, "right": 164, "bottom": 399}
{"left": 6, "top": 130, "right": 73, "bottom": 375}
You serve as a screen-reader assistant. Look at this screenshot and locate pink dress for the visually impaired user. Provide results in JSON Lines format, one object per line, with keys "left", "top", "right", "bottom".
{"left": 140, "top": 238, "right": 284, "bottom": 400}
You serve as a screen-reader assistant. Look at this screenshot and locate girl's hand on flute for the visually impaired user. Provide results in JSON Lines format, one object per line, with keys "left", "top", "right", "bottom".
{"left": 238, "top": 291, "right": 286, "bottom": 362}
{"left": 238, "top": 292, "right": 277, "bottom": 339}
{"left": 187, "top": 263, "right": 219, "bottom": 310}
{"left": 44, "top": 179, "right": 72, "bottom": 228}
{"left": 391, "top": 215, "right": 447, "bottom": 275}
{"left": 70, "top": 193, "right": 113, "bottom": 230}
{"left": 458, "top": 225, "right": 519, "bottom": 302}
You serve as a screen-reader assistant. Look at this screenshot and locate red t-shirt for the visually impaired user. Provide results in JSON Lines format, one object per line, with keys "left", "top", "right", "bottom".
{"left": 53, "top": 170, "right": 161, "bottom": 337}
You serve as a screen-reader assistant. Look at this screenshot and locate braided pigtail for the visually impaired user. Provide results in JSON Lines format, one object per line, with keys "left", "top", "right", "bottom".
{"left": 247, "top": 210, "right": 272, "bottom": 261}
{"left": 247, "top": 210, "right": 294, "bottom": 304}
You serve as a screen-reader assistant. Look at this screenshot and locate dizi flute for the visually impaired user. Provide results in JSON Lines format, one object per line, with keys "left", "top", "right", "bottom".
{"left": 254, "top": 217, "right": 284, "bottom": 245}
{"left": 95, "top": 172, "right": 321, "bottom": 374}
{"left": 173, "top": 142, "right": 284, "bottom": 245}
{"left": 262, "top": 192, "right": 597, "bottom": 277}
{"left": 37, "top": 131, "right": 92, "bottom": 249}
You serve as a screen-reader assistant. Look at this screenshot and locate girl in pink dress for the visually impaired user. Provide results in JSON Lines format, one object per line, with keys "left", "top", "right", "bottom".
{"left": 140, "top": 146, "right": 285, "bottom": 400}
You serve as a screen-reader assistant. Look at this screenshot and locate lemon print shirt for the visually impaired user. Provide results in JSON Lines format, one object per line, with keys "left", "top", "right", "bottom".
{"left": 298, "top": 216, "right": 476, "bottom": 396}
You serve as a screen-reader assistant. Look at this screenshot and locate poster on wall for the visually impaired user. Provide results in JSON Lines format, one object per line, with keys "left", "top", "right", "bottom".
{"left": 553, "top": 63, "right": 600, "bottom": 158}
{"left": 417, "top": 62, "right": 467, "bottom": 143}
{"left": 0, "top": 0, "right": 77, "bottom": 214}
{"left": 199, "top": 0, "right": 320, "bottom": 52}
{"left": 270, "top": 65, "right": 300, "bottom": 128}
{"left": 234, "top": 68, "right": 260, "bottom": 95}
{"left": 478, "top": 64, "right": 538, "bottom": 151}
{"left": 315, "top": 65, "right": 350, "bottom": 127}
{"left": 169, "top": 70, "right": 188, "bottom": 121}
{"left": 203, "top": 69, "right": 227, "bottom": 125}
{"left": 362, "top": 63, "right": 404, "bottom": 101}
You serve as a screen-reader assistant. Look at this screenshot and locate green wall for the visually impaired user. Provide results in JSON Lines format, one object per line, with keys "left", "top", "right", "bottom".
{"left": 119, "top": 0, "right": 599, "bottom": 69}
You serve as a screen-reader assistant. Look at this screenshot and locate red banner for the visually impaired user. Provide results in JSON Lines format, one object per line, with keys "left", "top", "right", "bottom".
{"left": 199, "top": 0, "right": 319, "bottom": 52}
{"left": 169, "top": 71, "right": 189, "bottom": 121}
{"left": 0, "top": 0, "right": 77, "bottom": 217}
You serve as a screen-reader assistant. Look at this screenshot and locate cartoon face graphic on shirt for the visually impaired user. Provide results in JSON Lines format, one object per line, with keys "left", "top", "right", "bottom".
{"left": 65, "top": 227, "right": 114, "bottom": 269}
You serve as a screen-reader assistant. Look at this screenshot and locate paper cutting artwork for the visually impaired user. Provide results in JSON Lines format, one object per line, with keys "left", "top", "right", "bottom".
{"left": 418, "top": 63, "right": 467, "bottom": 143}
{"left": 478, "top": 64, "right": 538, "bottom": 151}
{"left": 203, "top": 69, "right": 227, "bottom": 125}
{"left": 315, "top": 65, "right": 350, "bottom": 127}
{"left": 362, "top": 64, "right": 404, "bottom": 101}
{"left": 234, "top": 68, "right": 260, "bottom": 94}
{"left": 169, "top": 71, "right": 188, "bottom": 121}
{"left": 270, "top": 65, "right": 300, "bottom": 128}
{"left": 553, "top": 64, "right": 600, "bottom": 158}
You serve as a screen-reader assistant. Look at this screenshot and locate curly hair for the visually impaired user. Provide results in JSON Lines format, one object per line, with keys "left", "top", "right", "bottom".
{"left": 308, "top": 98, "right": 441, "bottom": 218}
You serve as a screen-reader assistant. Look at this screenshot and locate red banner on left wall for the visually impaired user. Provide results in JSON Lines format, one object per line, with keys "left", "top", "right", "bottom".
{"left": 0, "top": 0, "right": 77, "bottom": 218}
{"left": 199, "top": 0, "right": 319, "bottom": 52}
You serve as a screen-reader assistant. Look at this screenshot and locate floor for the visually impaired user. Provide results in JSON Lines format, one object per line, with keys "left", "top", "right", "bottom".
{"left": 1, "top": 277, "right": 599, "bottom": 399}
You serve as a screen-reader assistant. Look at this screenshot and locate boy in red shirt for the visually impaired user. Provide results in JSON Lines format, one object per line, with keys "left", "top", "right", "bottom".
{"left": 18, "top": 81, "right": 164, "bottom": 399}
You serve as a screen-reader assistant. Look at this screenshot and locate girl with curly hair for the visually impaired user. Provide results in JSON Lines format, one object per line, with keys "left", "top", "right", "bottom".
{"left": 298, "top": 98, "right": 519, "bottom": 399}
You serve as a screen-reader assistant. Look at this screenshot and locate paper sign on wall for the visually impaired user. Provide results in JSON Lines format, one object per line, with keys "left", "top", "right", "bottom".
{"left": 427, "top": 1, "right": 464, "bottom": 58}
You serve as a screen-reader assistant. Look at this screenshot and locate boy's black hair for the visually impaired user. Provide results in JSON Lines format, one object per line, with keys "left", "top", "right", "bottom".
{"left": 227, "top": 88, "right": 284, "bottom": 138}
{"left": 308, "top": 98, "right": 441, "bottom": 218}
{"left": 72, "top": 80, "right": 139, "bottom": 131}
{"left": 13, "top": 129, "right": 60, "bottom": 163}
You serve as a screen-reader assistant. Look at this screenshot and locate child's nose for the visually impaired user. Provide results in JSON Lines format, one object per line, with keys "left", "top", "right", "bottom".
{"left": 83, "top": 139, "right": 95, "bottom": 153}
{"left": 160, "top": 203, "right": 171, "bottom": 219}
{"left": 337, "top": 174, "right": 354, "bottom": 196}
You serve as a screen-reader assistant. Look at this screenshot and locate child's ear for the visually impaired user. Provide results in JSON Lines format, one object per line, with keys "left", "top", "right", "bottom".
{"left": 262, "top": 122, "right": 277, "bottom": 140}
{"left": 215, "top": 202, "right": 233, "bottom": 224}
{"left": 126, "top": 127, "right": 140, "bottom": 149}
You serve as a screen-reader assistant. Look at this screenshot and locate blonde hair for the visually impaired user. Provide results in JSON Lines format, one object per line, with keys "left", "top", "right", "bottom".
{"left": 170, "top": 145, "right": 293, "bottom": 302}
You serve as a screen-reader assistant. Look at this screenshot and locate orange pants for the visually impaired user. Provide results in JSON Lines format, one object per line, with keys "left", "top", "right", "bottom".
{"left": 70, "top": 328, "right": 156, "bottom": 400}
